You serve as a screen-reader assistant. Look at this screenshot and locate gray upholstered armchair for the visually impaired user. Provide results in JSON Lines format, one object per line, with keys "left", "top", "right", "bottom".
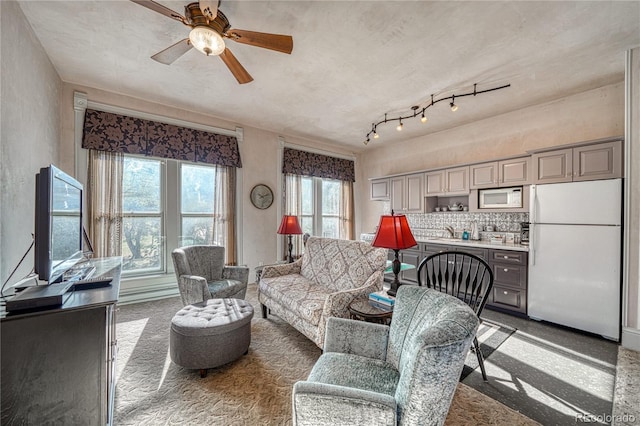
{"left": 292, "top": 286, "right": 479, "bottom": 426}
{"left": 171, "top": 245, "right": 249, "bottom": 306}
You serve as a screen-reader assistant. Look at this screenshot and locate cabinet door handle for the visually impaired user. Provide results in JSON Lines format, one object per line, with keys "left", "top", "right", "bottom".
{"left": 503, "top": 291, "right": 509, "bottom": 295}
{"left": 504, "top": 268, "right": 509, "bottom": 272}
{"left": 503, "top": 255, "right": 509, "bottom": 259}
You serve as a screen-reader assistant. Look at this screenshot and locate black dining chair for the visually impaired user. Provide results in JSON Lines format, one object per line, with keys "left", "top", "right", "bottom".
{"left": 417, "top": 251, "right": 494, "bottom": 381}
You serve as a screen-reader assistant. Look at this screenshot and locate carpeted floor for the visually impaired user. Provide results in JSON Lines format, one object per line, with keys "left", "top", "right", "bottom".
{"left": 114, "top": 284, "right": 538, "bottom": 425}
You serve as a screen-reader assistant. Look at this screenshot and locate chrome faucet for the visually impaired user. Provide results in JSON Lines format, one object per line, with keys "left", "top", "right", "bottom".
{"left": 444, "top": 225, "right": 455, "bottom": 239}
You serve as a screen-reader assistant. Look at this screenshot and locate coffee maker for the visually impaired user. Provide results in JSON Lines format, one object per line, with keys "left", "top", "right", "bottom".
{"left": 520, "top": 222, "right": 530, "bottom": 245}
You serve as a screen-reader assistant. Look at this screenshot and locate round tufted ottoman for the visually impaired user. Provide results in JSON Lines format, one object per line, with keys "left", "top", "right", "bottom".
{"left": 170, "top": 298, "right": 254, "bottom": 377}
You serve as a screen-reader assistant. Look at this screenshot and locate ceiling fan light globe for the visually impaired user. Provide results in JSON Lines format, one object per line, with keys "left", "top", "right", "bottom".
{"left": 189, "top": 26, "right": 225, "bottom": 56}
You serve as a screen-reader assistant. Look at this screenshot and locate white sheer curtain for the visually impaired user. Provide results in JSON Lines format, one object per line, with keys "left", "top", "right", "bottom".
{"left": 340, "top": 180, "right": 355, "bottom": 240}
{"left": 212, "top": 166, "right": 237, "bottom": 265}
{"left": 284, "top": 174, "right": 304, "bottom": 260}
{"left": 86, "top": 149, "right": 124, "bottom": 258}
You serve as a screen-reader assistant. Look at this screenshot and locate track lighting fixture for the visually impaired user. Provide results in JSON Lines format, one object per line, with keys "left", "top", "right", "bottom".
{"left": 450, "top": 95, "right": 458, "bottom": 112}
{"left": 363, "top": 82, "right": 510, "bottom": 145}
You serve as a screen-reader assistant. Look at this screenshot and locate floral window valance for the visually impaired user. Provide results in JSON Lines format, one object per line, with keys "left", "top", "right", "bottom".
{"left": 282, "top": 147, "right": 354, "bottom": 182}
{"left": 82, "top": 109, "right": 242, "bottom": 168}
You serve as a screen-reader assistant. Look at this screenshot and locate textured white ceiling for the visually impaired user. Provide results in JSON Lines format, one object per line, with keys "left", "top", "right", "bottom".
{"left": 17, "top": 1, "right": 640, "bottom": 151}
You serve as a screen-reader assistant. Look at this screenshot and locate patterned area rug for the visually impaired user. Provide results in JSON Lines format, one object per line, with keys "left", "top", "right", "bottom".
{"left": 460, "top": 319, "right": 516, "bottom": 380}
{"left": 114, "top": 284, "right": 537, "bottom": 425}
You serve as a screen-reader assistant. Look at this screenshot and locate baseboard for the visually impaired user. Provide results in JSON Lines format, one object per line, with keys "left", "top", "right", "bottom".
{"left": 621, "top": 327, "right": 640, "bottom": 351}
{"left": 118, "top": 282, "right": 180, "bottom": 305}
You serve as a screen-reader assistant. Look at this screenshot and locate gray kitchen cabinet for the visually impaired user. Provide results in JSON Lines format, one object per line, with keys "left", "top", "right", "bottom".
{"left": 470, "top": 157, "right": 530, "bottom": 188}
{"left": 370, "top": 178, "right": 390, "bottom": 200}
{"left": 425, "top": 170, "right": 446, "bottom": 196}
{"left": 390, "top": 173, "right": 424, "bottom": 213}
{"left": 486, "top": 250, "right": 528, "bottom": 315}
{"left": 532, "top": 140, "right": 622, "bottom": 184}
{"left": 499, "top": 157, "right": 531, "bottom": 186}
{"left": 572, "top": 140, "right": 622, "bottom": 181}
{"left": 470, "top": 162, "right": 498, "bottom": 188}
{"left": 425, "top": 166, "right": 469, "bottom": 196}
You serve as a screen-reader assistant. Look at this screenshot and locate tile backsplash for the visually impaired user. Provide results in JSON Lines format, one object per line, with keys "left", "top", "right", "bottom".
{"left": 406, "top": 210, "right": 528, "bottom": 238}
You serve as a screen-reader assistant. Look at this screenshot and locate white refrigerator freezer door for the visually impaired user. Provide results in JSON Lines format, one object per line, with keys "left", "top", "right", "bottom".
{"left": 530, "top": 179, "right": 621, "bottom": 225}
{"left": 528, "top": 223, "right": 621, "bottom": 340}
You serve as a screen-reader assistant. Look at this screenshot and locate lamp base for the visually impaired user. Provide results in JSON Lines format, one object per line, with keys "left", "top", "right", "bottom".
{"left": 287, "top": 235, "right": 294, "bottom": 263}
{"left": 386, "top": 250, "right": 402, "bottom": 297}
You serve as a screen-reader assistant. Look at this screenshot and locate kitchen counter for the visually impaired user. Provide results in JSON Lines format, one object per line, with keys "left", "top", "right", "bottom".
{"left": 359, "top": 233, "right": 529, "bottom": 252}
{"left": 419, "top": 237, "right": 529, "bottom": 252}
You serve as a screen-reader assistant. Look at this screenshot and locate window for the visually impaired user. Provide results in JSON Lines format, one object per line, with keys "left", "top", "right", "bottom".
{"left": 286, "top": 174, "right": 352, "bottom": 240}
{"left": 92, "top": 154, "right": 233, "bottom": 277}
{"left": 121, "top": 157, "right": 163, "bottom": 274}
{"left": 180, "top": 163, "right": 220, "bottom": 246}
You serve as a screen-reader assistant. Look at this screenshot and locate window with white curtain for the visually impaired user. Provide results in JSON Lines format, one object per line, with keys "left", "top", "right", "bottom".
{"left": 93, "top": 153, "right": 232, "bottom": 277}
{"left": 285, "top": 173, "right": 353, "bottom": 258}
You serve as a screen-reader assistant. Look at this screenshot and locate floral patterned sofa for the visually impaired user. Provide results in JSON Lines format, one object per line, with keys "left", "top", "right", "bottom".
{"left": 258, "top": 237, "right": 388, "bottom": 348}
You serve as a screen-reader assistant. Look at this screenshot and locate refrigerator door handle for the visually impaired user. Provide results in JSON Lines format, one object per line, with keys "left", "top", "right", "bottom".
{"left": 531, "top": 184, "right": 537, "bottom": 224}
{"left": 530, "top": 223, "right": 535, "bottom": 266}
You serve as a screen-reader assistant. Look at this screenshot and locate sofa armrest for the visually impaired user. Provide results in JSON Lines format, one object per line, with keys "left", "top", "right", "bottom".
{"left": 178, "top": 275, "right": 210, "bottom": 305}
{"left": 322, "top": 270, "right": 384, "bottom": 319}
{"left": 261, "top": 259, "right": 302, "bottom": 279}
{"left": 222, "top": 265, "right": 249, "bottom": 284}
{"left": 292, "top": 381, "right": 396, "bottom": 426}
{"left": 324, "top": 317, "right": 389, "bottom": 360}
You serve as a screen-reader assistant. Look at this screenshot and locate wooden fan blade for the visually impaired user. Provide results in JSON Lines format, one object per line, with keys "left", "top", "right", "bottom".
{"left": 151, "top": 39, "right": 192, "bottom": 65}
{"left": 226, "top": 29, "right": 293, "bottom": 54}
{"left": 219, "top": 48, "right": 254, "bottom": 84}
{"left": 130, "top": 0, "right": 187, "bottom": 24}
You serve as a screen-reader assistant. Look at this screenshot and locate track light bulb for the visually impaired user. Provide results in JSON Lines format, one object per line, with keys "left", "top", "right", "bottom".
{"left": 364, "top": 138, "right": 369, "bottom": 145}
{"left": 373, "top": 132, "right": 379, "bottom": 139}
{"left": 450, "top": 102, "right": 458, "bottom": 112}
{"left": 421, "top": 113, "right": 427, "bottom": 123}
{"left": 396, "top": 120, "right": 403, "bottom": 131}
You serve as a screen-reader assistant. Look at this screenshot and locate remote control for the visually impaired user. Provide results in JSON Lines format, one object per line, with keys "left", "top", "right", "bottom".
{"left": 71, "top": 276, "right": 113, "bottom": 291}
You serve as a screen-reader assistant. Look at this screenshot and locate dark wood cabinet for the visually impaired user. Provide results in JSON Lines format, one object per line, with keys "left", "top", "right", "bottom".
{"left": 486, "top": 250, "right": 528, "bottom": 315}
{"left": 1, "top": 258, "right": 121, "bottom": 425}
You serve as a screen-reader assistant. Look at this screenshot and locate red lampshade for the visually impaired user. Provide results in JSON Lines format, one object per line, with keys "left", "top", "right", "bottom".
{"left": 372, "top": 214, "right": 417, "bottom": 250}
{"left": 277, "top": 215, "right": 303, "bottom": 235}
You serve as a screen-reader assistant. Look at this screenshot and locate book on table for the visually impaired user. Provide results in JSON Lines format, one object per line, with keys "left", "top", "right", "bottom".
{"left": 369, "top": 290, "right": 395, "bottom": 306}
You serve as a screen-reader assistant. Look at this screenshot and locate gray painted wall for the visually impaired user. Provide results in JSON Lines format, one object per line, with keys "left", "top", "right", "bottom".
{"left": 1, "top": 1, "right": 61, "bottom": 285}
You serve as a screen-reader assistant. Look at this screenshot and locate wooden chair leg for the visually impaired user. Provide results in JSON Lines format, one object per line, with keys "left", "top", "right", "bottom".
{"left": 261, "top": 304, "right": 267, "bottom": 319}
{"left": 199, "top": 369, "right": 207, "bottom": 378}
{"left": 473, "top": 336, "right": 488, "bottom": 381}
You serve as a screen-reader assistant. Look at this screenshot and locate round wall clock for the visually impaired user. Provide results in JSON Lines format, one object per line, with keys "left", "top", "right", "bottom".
{"left": 250, "top": 184, "right": 274, "bottom": 209}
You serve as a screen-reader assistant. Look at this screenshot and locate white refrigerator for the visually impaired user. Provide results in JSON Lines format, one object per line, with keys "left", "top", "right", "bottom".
{"left": 528, "top": 179, "right": 622, "bottom": 340}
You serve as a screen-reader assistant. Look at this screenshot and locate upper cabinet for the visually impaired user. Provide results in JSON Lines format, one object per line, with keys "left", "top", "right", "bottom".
{"left": 425, "top": 166, "right": 469, "bottom": 196}
{"left": 391, "top": 173, "right": 424, "bottom": 213}
{"left": 470, "top": 157, "right": 531, "bottom": 189}
{"left": 532, "top": 140, "right": 622, "bottom": 184}
{"left": 370, "top": 178, "right": 390, "bottom": 200}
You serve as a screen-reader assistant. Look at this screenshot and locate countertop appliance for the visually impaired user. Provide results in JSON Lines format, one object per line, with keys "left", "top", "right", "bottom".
{"left": 520, "top": 222, "right": 529, "bottom": 245}
{"left": 528, "top": 179, "right": 621, "bottom": 340}
{"left": 478, "top": 186, "right": 523, "bottom": 209}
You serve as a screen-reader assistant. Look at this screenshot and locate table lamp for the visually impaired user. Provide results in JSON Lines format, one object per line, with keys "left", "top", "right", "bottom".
{"left": 371, "top": 211, "right": 417, "bottom": 297}
{"left": 277, "top": 215, "right": 303, "bottom": 263}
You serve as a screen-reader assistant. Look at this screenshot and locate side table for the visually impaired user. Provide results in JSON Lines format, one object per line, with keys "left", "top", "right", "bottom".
{"left": 348, "top": 296, "right": 393, "bottom": 325}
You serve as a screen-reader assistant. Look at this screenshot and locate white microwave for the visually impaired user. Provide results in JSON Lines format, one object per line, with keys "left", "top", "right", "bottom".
{"left": 478, "top": 187, "right": 523, "bottom": 209}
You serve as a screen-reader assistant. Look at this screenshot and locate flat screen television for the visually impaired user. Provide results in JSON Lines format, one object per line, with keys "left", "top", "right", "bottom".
{"left": 34, "top": 165, "right": 84, "bottom": 283}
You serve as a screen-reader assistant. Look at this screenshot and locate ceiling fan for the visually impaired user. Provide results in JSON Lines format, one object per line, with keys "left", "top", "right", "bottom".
{"left": 130, "top": 0, "right": 293, "bottom": 84}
